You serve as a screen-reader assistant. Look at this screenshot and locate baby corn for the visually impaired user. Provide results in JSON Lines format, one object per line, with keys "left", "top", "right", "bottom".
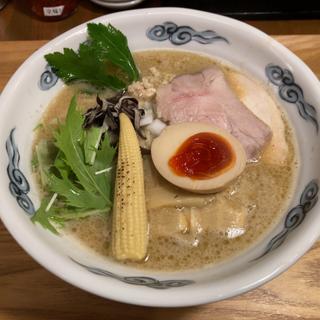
{"left": 112, "top": 113, "right": 148, "bottom": 261}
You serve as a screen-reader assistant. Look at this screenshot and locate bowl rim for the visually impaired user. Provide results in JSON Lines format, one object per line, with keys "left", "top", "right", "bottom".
{"left": 1, "top": 7, "right": 320, "bottom": 307}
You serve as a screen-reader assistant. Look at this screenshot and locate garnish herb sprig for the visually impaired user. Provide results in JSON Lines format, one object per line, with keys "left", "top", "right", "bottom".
{"left": 32, "top": 97, "right": 116, "bottom": 234}
{"left": 45, "top": 23, "right": 139, "bottom": 90}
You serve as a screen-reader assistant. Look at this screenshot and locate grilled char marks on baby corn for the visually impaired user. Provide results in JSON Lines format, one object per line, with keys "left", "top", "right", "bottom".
{"left": 112, "top": 113, "right": 148, "bottom": 261}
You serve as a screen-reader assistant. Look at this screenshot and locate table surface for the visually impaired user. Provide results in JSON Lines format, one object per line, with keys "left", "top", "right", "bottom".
{"left": 1, "top": 2, "right": 320, "bottom": 317}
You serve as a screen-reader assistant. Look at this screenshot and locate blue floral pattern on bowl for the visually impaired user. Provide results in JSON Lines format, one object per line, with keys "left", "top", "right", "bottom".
{"left": 147, "top": 22, "right": 229, "bottom": 45}
{"left": 266, "top": 64, "right": 318, "bottom": 132}
{"left": 6, "top": 128, "right": 35, "bottom": 215}
{"left": 39, "top": 65, "right": 58, "bottom": 91}
{"left": 72, "top": 258, "right": 194, "bottom": 289}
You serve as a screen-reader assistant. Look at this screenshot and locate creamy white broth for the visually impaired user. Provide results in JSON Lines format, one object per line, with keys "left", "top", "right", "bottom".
{"left": 34, "top": 50, "right": 298, "bottom": 271}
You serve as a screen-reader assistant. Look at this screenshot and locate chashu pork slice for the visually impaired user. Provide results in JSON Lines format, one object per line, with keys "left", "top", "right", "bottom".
{"left": 156, "top": 67, "right": 272, "bottom": 160}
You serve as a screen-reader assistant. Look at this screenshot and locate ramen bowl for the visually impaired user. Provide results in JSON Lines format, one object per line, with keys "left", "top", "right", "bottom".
{"left": 0, "top": 8, "right": 319, "bottom": 307}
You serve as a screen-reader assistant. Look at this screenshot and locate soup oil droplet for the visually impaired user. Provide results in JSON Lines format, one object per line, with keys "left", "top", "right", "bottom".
{"left": 168, "top": 132, "right": 236, "bottom": 179}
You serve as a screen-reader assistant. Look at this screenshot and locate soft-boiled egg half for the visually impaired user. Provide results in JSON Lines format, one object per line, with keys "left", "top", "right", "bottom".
{"left": 151, "top": 122, "right": 247, "bottom": 193}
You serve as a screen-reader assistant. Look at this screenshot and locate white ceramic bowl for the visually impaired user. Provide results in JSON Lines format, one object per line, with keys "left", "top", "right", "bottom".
{"left": 0, "top": 8, "right": 320, "bottom": 307}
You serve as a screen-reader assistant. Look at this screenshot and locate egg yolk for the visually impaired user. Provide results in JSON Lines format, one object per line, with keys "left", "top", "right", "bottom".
{"left": 168, "top": 132, "right": 235, "bottom": 180}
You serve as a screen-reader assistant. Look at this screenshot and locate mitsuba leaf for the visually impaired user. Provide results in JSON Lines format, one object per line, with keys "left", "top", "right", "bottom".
{"left": 87, "top": 23, "right": 139, "bottom": 82}
{"left": 44, "top": 23, "right": 139, "bottom": 89}
{"left": 45, "top": 44, "right": 125, "bottom": 90}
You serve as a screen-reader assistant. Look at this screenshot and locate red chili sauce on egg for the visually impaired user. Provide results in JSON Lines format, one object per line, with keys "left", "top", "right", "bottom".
{"left": 168, "top": 132, "right": 236, "bottom": 180}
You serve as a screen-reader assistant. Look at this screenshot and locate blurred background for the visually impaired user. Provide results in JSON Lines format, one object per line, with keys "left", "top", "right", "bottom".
{"left": 0, "top": 0, "right": 320, "bottom": 40}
